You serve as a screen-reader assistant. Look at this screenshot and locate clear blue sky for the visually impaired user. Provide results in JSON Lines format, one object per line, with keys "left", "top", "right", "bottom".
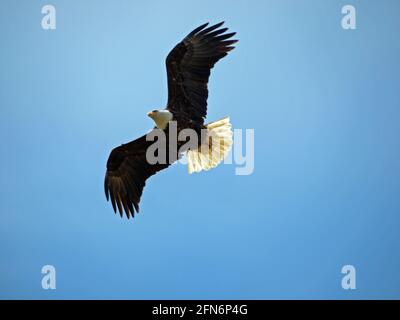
{"left": 1, "top": 0, "right": 400, "bottom": 299}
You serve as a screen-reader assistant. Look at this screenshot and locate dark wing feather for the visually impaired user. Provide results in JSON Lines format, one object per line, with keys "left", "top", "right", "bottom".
{"left": 166, "top": 22, "right": 237, "bottom": 125}
{"left": 104, "top": 131, "right": 170, "bottom": 219}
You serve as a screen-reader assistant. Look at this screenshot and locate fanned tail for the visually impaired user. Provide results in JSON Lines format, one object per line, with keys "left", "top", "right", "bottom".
{"left": 187, "top": 117, "right": 233, "bottom": 174}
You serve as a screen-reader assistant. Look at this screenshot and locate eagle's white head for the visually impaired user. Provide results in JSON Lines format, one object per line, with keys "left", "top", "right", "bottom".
{"left": 147, "top": 110, "right": 173, "bottom": 130}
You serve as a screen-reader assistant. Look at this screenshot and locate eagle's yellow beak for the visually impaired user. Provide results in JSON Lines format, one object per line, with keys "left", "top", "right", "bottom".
{"left": 147, "top": 111, "right": 155, "bottom": 118}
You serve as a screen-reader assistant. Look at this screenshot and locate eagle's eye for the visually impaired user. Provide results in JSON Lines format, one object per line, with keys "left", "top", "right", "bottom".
{"left": 152, "top": 110, "right": 158, "bottom": 113}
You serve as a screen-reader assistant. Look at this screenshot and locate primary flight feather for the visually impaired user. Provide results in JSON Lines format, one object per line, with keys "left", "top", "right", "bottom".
{"left": 104, "top": 22, "right": 238, "bottom": 219}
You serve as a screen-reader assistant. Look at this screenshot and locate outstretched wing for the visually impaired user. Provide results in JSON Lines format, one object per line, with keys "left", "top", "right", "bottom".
{"left": 104, "top": 131, "right": 170, "bottom": 219}
{"left": 166, "top": 22, "right": 237, "bottom": 125}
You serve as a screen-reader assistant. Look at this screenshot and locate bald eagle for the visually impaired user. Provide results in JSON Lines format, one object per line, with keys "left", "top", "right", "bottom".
{"left": 104, "top": 22, "right": 238, "bottom": 218}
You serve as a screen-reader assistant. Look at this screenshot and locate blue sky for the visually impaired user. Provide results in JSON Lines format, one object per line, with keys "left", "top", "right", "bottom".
{"left": 1, "top": 0, "right": 400, "bottom": 299}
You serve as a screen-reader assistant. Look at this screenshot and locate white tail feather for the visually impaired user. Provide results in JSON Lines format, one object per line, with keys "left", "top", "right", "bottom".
{"left": 187, "top": 117, "right": 233, "bottom": 174}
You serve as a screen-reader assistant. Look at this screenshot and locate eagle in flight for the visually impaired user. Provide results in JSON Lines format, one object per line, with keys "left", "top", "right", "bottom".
{"left": 104, "top": 22, "right": 237, "bottom": 218}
